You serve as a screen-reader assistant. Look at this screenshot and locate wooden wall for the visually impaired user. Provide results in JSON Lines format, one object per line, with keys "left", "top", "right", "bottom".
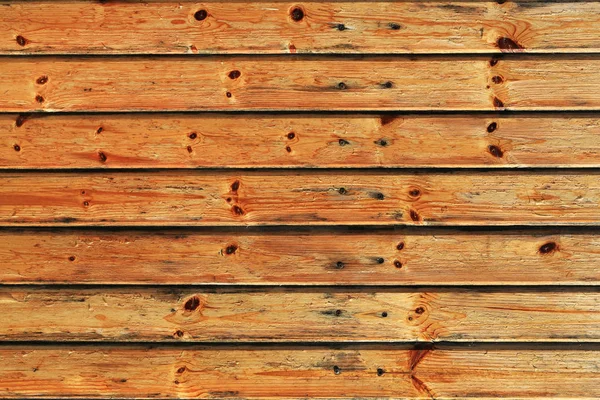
{"left": 1, "top": 1, "right": 600, "bottom": 398}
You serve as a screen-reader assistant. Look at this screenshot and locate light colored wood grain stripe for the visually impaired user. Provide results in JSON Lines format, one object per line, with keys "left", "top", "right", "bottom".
{"left": 1, "top": 345, "right": 599, "bottom": 398}
{"left": 2, "top": 171, "right": 600, "bottom": 226}
{"left": 1, "top": 287, "right": 599, "bottom": 342}
{"left": 2, "top": 229, "right": 599, "bottom": 285}
{"left": 3, "top": 56, "right": 600, "bottom": 111}
{"left": 4, "top": 1, "right": 600, "bottom": 55}
{"left": 5, "top": 113, "right": 600, "bottom": 168}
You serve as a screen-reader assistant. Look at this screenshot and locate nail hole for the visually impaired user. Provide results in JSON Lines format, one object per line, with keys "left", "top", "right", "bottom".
{"left": 336, "top": 24, "right": 346, "bottom": 31}
{"left": 335, "top": 261, "right": 345, "bottom": 269}
{"left": 337, "top": 82, "right": 347, "bottom": 90}
{"left": 35, "top": 95, "right": 44, "bottom": 103}
{"left": 231, "top": 180, "right": 240, "bottom": 191}
{"left": 396, "top": 242, "right": 405, "bottom": 251}
{"left": 68, "top": 256, "right": 76, "bottom": 262}
{"left": 376, "top": 257, "right": 384, "bottom": 264}
{"left": 394, "top": 260, "right": 402, "bottom": 268}
{"left": 487, "top": 122, "right": 497, "bottom": 133}
{"left": 194, "top": 9, "right": 208, "bottom": 21}
{"left": 493, "top": 97, "right": 505, "bottom": 108}
{"left": 377, "top": 368, "right": 385, "bottom": 376}
{"left": 382, "top": 81, "right": 393, "bottom": 89}
{"left": 333, "top": 366, "right": 341, "bottom": 374}
{"left": 174, "top": 330, "right": 184, "bottom": 337}
{"left": 16, "top": 35, "right": 28, "bottom": 46}
{"left": 83, "top": 201, "right": 90, "bottom": 207}
{"left": 375, "top": 138, "right": 388, "bottom": 147}
{"left": 98, "top": 151, "right": 107, "bottom": 162}
{"left": 290, "top": 7, "right": 304, "bottom": 21}
{"left": 189, "top": 132, "right": 197, "bottom": 139}
{"left": 187, "top": 146, "right": 193, "bottom": 153}
{"left": 36, "top": 75, "right": 48, "bottom": 85}
{"left": 228, "top": 70, "right": 241, "bottom": 79}
{"left": 287, "top": 132, "right": 295, "bottom": 139}
{"left": 389, "top": 23, "right": 402, "bottom": 30}
{"left": 415, "top": 307, "right": 425, "bottom": 314}
{"left": 539, "top": 241, "right": 558, "bottom": 255}
{"left": 285, "top": 146, "right": 292, "bottom": 152}
{"left": 410, "top": 209, "right": 420, "bottom": 222}
{"left": 226, "top": 92, "right": 232, "bottom": 98}
{"left": 335, "top": 309, "right": 342, "bottom": 316}
{"left": 225, "top": 244, "right": 238, "bottom": 255}
{"left": 372, "top": 192, "right": 385, "bottom": 200}
{"left": 13, "top": 144, "right": 21, "bottom": 152}
{"left": 177, "top": 367, "right": 186, "bottom": 374}
{"left": 96, "top": 127, "right": 104, "bottom": 134}
{"left": 338, "top": 138, "right": 349, "bottom": 146}
{"left": 338, "top": 187, "right": 347, "bottom": 195}
{"left": 381, "top": 311, "right": 388, "bottom": 317}
{"left": 490, "top": 58, "right": 499, "bottom": 67}
{"left": 492, "top": 75, "right": 504, "bottom": 84}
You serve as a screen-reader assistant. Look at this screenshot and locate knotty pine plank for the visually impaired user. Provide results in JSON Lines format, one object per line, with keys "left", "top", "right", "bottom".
{"left": 3, "top": 56, "right": 600, "bottom": 111}
{"left": 4, "top": 1, "right": 600, "bottom": 55}
{"left": 2, "top": 171, "right": 600, "bottom": 226}
{"left": 1, "top": 287, "right": 600, "bottom": 342}
{"left": 5, "top": 113, "right": 600, "bottom": 168}
{"left": 1, "top": 344, "right": 599, "bottom": 398}
{"left": 1, "top": 228, "right": 599, "bottom": 285}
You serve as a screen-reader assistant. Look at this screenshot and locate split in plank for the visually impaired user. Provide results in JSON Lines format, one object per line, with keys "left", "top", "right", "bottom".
{"left": 4, "top": 1, "right": 600, "bottom": 55}
{"left": 2, "top": 228, "right": 600, "bottom": 285}
{"left": 1, "top": 344, "right": 599, "bottom": 398}
{"left": 4, "top": 56, "right": 600, "bottom": 111}
{"left": 2, "top": 171, "right": 600, "bottom": 226}
{"left": 6, "top": 113, "right": 600, "bottom": 168}
{"left": 1, "top": 287, "right": 600, "bottom": 342}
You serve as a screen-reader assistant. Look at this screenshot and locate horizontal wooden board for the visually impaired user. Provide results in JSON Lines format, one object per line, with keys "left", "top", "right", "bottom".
{"left": 4, "top": 56, "right": 600, "bottom": 111}
{"left": 1, "top": 344, "right": 599, "bottom": 398}
{"left": 2, "top": 287, "right": 600, "bottom": 342}
{"left": 2, "top": 171, "right": 600, "bottom": 226}
{"left": 5, "top": 113, "right": 600, "bottom": 168}
{"left": 4, "top": 1, "right": 600, "bottom": 55}
{"left": 2, "top": 228, "right": 600, "bottom": 285}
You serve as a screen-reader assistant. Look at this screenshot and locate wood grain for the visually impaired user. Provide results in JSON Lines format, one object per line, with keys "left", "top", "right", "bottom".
{"left": 2, "top": 171, "right": 600, "bottom": 226}
{"left": 4, "top": 56, "right": 600, "bottom": 111}
{"left": 6, "top": 113, "right": 600, "bottom": 168}
{"left": 1, "top": 287, "right": 600, "bottom": 342}
{"left": 2, "top": 228, "right": 600, "bottom": 285}
{"left": 1, "top": 344, "right": 599, "bottom": 398}
{"left": 4, "top": 1, "right": 600, "bottom": 55}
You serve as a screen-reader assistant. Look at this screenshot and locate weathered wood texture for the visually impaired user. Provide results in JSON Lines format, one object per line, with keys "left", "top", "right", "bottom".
{"left": 2, "top": 229, "right": 599, "bottom": 285}
{"left": 2, "top": 287, "right": 599, "bottom": 342}
{"left": 1, "top": 345, "right": 599, "bottom": 398}
{"left": 2, "top": 171, "right": 600, "bottom": 226}
{"left": 5, "top": 113, "right": 600, "bottom": 169}
{"left": 4, "top": 1, "right": 600, "bottom": 55}
{"left": 4, "top": 56, "right": 600, "bottom": 111}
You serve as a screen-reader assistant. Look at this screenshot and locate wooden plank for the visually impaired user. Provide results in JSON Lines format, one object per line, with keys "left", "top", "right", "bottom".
{"left": 3, "top": 56, "right": 600, "bottom": 112}
{"left": 2, "top": 228, "right": 600, "bottom": 285}
{"left": 4, "top": 1, "right": 600, "bottom": 55}
{"left": 1, "top": 344, "right": 598, "bottom": 398}
{"left": 1, "top": 287, "right": 599, "bottom": 342}
{"left": 6, "top": 113, "right": 600, "bottom": 168}
{"left": 2, "top": 171, "right": 600, "bottom": 226}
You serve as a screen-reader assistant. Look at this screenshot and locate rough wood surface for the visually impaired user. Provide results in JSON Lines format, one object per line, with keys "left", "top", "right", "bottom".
{"left": 4, "top": 56, "right": 600, "bottom": 111}
{"left": 2, "top": 228, "right": 599, "bottom": 285}
{"left": 1, "top": 287, "right": 599, "bottom": 342}
{"left": 2, "top": 171, "right": 600, "bottom": 226}
{"left": 6, "top": 113, "right": 600, "bottom": 168}
{"left": 4, "top": 1, "right": 600, "bottom": 55}
{"left": 1, "top": 345, "right": 599, "bottom": 398}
